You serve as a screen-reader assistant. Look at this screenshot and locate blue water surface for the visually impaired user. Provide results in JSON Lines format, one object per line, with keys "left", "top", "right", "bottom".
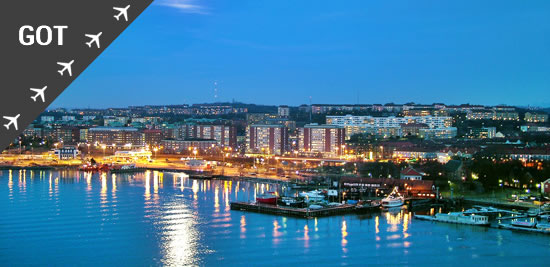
{"left": 1, "top": 170, "right": 549, "bottom": 266}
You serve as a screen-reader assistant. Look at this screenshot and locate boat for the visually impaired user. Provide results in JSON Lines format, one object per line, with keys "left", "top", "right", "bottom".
{"left": 536, "top": 223, "right": 550, "bottom": 230}
{"left": 414, "top": 212, "right": 490, "bottom": 226}
{"left": 256, "top": 192, "right": 278, "bottom": 205}
{"left": 355, "top": 200, "right": 381, "bottom": 213}
{"left": 499, "top": 222, "right": 550, "bottom": 234}
{"left": 299, "top": 190, "right": 325, "bottom": 202}
{"left": 279, "top": 197, "right": 306, "bottom": 208}
{"left": 79, "top": 164, "right": 111, "bottom": 172}
{"left": 308, "top": 204, "right": 323, "bottom": 210}
{"left": 511, "top": 220, "right": 536, "bottom": 228}
{"left": 110, "top": 164, "right": 145, "bottom": 173}
{"left": 381, "top": 186, "right": 405, "bottom": 208}
{"left": 381, "top": 195, "right": 404, "bottom": 208}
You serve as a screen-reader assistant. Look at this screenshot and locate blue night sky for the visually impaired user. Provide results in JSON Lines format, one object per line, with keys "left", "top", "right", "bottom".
{"left": 52, "top": 0, "right": 550, "bottom": 108}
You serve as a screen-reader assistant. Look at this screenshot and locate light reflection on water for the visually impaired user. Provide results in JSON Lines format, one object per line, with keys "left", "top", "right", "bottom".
{"left": 1, "top": 170, "right": 550, "bottom": 266}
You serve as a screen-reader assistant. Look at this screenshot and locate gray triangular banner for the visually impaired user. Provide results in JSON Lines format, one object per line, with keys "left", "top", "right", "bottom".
{"left": 0, "top": 0, "right": 153, "bottom": 150}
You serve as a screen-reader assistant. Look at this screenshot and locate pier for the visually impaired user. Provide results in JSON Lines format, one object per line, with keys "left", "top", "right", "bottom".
{"left": 230, "top": 202, "right": 358, "bottom": 218}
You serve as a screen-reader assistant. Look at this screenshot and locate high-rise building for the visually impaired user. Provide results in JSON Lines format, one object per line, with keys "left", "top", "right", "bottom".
{"left": 247, "top": 125, "right": 289, "bottom": 155}
{"left": 298, "top": 124, "right": 345, "bottom": 156}
{"left": 87, "top": 127, "right": 145, "bottom": 147}
{"left": 326, "top": 115, "right": 452, "bottom": 139}
{"left": 179, "top": 124, "right": 237, "bottom": 148}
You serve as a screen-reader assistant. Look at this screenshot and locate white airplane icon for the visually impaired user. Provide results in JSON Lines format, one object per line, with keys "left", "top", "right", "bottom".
{"left": 3, "top": 114, "right": 20, "bottom": 131}
{"left": 85, "top": 32, "right": 103, "bottom": 48}
{"left": 113, "top": 5, "right": 130, "bottom": 21}
{"left": 30, "top": 86, "right": 47, "bottom": 102}
{"left": 57, "top": 60, "right": 74, "bottom": 76}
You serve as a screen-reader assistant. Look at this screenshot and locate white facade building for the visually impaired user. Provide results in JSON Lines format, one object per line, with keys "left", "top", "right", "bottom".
{"left": 326, "top": 115, "right": 453, "bottom": 139}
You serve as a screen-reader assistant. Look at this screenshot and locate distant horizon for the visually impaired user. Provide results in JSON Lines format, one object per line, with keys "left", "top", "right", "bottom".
{"left": 48, "top": 100, "right": 550, "bottom": 111}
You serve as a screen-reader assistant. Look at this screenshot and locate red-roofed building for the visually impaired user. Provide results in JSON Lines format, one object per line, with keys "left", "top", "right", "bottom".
{"left": 400, "top": 167, "right": 423, "bottom": 180}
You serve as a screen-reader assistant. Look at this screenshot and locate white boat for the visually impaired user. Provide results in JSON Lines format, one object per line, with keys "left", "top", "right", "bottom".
{"left": 415, "top": 212, "right": 490, "bottom": 226}
{"left": 381, "top": 195, "right": 404, "bottom": 208}
{"left": 499, "top": 222, "right": 550, "bottom": 234}
{"left": 381, "top": 186, "right": 405, "bottom": 208}
{"left": 299, "top": 190, "right": 325, "bottom": 202}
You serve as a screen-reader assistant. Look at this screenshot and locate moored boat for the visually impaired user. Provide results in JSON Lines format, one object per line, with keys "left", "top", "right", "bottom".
{"left": 499, "top": 222, "right": 550, "bottom": 234}
{"left": 381, "top": 195, "right": 404, "bottom": 208}
{"left": 381, "top": 186, "right": 404, "bottom": 208}
{"left": 256, "top": 192, "right": 278, "bottom": 205}
{"left": 299, "top": 190, "right": 325, "bottom": 202}
{"left": 414, "top": 212, "right": 490, "bottom": 226}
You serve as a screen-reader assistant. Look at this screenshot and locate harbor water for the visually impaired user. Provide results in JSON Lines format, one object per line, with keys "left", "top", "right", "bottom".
{"left": 1, "top": 170, "right": 550, "bottom": 266}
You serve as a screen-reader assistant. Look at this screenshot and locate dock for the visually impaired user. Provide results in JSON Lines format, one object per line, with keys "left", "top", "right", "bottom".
{"left": 462, "top": 198, "right": 534, "bottom": 210}
{"left": 230, "top": 202, "right": 358, "bottom": 218}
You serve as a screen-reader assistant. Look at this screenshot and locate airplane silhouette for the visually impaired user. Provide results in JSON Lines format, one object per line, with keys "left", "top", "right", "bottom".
{"left": 113, "top": 5, "right": 130, "bottom": 21}
{"left": 3, "top": 114, "right": 20, "bottom": 131}
{"left": 85, "top": 32, "right": 102, "bottom": 48}
{"left": 57, "top": 60, "right": 74, "bottom": 76}
{"left": 30, "top": 86, "right": 47, "bottom": 102}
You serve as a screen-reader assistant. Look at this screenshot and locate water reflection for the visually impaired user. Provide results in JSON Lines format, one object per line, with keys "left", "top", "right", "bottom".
{"left": 160, "top": 200, "right": 199, "bottom": 266}
{"left": 341, "top": 219, "right": 348, "bottom": 253}
{"left": 2, "top": 170, "right": 545, "bottom": 266}
{"left": 240, "top": 215, "right": 246, "bottom": 239}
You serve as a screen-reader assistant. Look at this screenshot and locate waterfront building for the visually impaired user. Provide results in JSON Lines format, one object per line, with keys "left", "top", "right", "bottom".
{"left": 143, "top": 129, "right": 163, "bottom": 146}
{"left": 298, "top": 124, "right": 345, "bottom": 157}
{"left": 341, "top": 177, "right": 435, "bottom": 199}
{"left": 112, "top": 149, "right": 152, "bottom": 161}
{"left": 87, "top": 127, "right": 145, "bottom": 148}
{"left": 54, "top": 146, "right": 79, "bottom": 160}
{"left": 247, "top": 124, "right": 289, "bottom": 155}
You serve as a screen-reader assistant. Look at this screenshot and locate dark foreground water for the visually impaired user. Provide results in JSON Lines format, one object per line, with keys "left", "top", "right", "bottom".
{"left": 1, "top": 170, "right": 549, "bottom": 266}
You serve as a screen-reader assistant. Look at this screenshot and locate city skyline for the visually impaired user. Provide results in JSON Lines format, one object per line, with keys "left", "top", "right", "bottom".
{"left": 49, "top": 100, "right": 550, "bottom": 111}
{"left": 50, "top": 0, "right": 550, "bottom": 108}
